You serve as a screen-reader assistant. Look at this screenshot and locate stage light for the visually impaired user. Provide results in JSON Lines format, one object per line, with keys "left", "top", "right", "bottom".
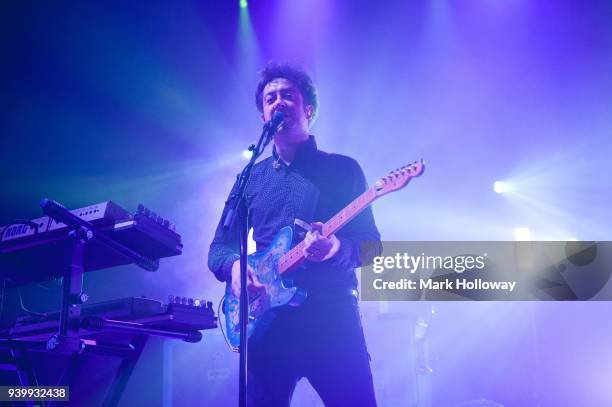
{"left": 242, "top": 149, "right": 253, "bottom": 160}
{"left": 514, "top": 227, "right": 531, "bottom": 241}
{"left": 493, "top": 181, "right": 508, "bottom": 194}
{"left": 239, "top": 0, "right": 248, "bottom": 9}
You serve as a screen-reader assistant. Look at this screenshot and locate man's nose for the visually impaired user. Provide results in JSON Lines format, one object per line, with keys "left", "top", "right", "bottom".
{"left": 273, "top": 99, "right": 287, "bottom": 112}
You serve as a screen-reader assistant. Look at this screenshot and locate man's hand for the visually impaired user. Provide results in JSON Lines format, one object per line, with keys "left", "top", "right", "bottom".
{"left": 303, "top": 222, "right": 341, "bottom": 262}
{"left": 231, "top": 260, "right": 265, "bottom": 298}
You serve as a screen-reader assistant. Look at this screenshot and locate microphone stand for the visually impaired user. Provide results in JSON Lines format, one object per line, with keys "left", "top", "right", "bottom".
{"left": 222, "top": 118, "right": 277, "bottom": 407}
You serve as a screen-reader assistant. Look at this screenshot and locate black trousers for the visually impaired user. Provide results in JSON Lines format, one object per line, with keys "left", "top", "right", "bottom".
{"left": 247, "top": 295, "right": 377, "bottom": 407}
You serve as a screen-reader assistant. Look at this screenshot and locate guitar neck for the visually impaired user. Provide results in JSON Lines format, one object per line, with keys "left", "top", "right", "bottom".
{"left": 278, "top": 187, "right": 378, "bottom": 274}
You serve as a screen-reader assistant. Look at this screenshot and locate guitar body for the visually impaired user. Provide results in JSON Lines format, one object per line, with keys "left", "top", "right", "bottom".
{"left": 224, "top": 226, "right": 307, "bottom": 349}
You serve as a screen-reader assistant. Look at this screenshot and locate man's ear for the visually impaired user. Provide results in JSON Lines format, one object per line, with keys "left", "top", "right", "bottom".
{"left": 261, "top": 113, "right": 266, "bottom": 123}
{"left": 305, "top": 105, "right": 314, "bottom": 120}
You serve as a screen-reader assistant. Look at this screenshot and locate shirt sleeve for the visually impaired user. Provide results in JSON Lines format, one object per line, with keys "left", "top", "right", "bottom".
{"left": 324, "top": 159, "right": 382, "bottom": 270}
{"left": 207, "top": 177, "right": 242, "bottom": 283}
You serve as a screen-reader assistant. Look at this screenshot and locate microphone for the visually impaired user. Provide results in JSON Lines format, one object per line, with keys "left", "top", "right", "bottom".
{"left": 264, "top": 111, "right": 285, "bottom": 135}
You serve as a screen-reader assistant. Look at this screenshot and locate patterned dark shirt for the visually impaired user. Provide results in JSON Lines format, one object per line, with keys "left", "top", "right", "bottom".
{"left": 207, "top": 136, "right": 382, "bottom": 295}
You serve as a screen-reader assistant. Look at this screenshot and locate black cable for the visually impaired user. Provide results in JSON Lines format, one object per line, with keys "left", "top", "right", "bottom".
{"left": 17, "top": 287, "right": 47, "bottom": 319}
{"left": 217, "top": 295, "right": 236, "bottom": 351}
{"left": 0, "top": 220, "right": 43, "bottom": 321}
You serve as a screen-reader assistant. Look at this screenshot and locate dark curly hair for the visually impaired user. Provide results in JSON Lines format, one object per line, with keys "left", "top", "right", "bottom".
{"left": 255, "top": 62, "right": 319, "bottom": 123}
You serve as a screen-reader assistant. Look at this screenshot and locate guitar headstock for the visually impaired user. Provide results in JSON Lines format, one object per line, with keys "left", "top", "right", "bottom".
{"left": 374, "top": 160, "right": 425, "bottom": 197}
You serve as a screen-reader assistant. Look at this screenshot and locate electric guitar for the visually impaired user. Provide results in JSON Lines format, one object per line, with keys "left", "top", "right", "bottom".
{"left": 224, "top": 160, "right": 425, "bottom": 349}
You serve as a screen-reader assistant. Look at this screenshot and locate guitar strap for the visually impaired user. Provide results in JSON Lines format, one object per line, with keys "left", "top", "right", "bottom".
{"left": 293, "top": 218, "right": 312, "bottom": 233}
{"left": 292, "top": 182, "right": 320, "bottom": 243}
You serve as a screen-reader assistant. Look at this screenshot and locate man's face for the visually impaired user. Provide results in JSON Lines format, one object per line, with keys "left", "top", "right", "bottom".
{"left": 261, "top": 78, "right": 312, "bottom": 134}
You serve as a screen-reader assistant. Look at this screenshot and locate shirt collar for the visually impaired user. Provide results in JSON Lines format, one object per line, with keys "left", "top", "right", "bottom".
{"left": 272, "top": 135, "right": 318, "bottom": 169}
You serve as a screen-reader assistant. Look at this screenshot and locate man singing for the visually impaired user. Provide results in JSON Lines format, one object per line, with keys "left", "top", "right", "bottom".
{"left": 209, "top": 62, "right": 381, "bottom": 406}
